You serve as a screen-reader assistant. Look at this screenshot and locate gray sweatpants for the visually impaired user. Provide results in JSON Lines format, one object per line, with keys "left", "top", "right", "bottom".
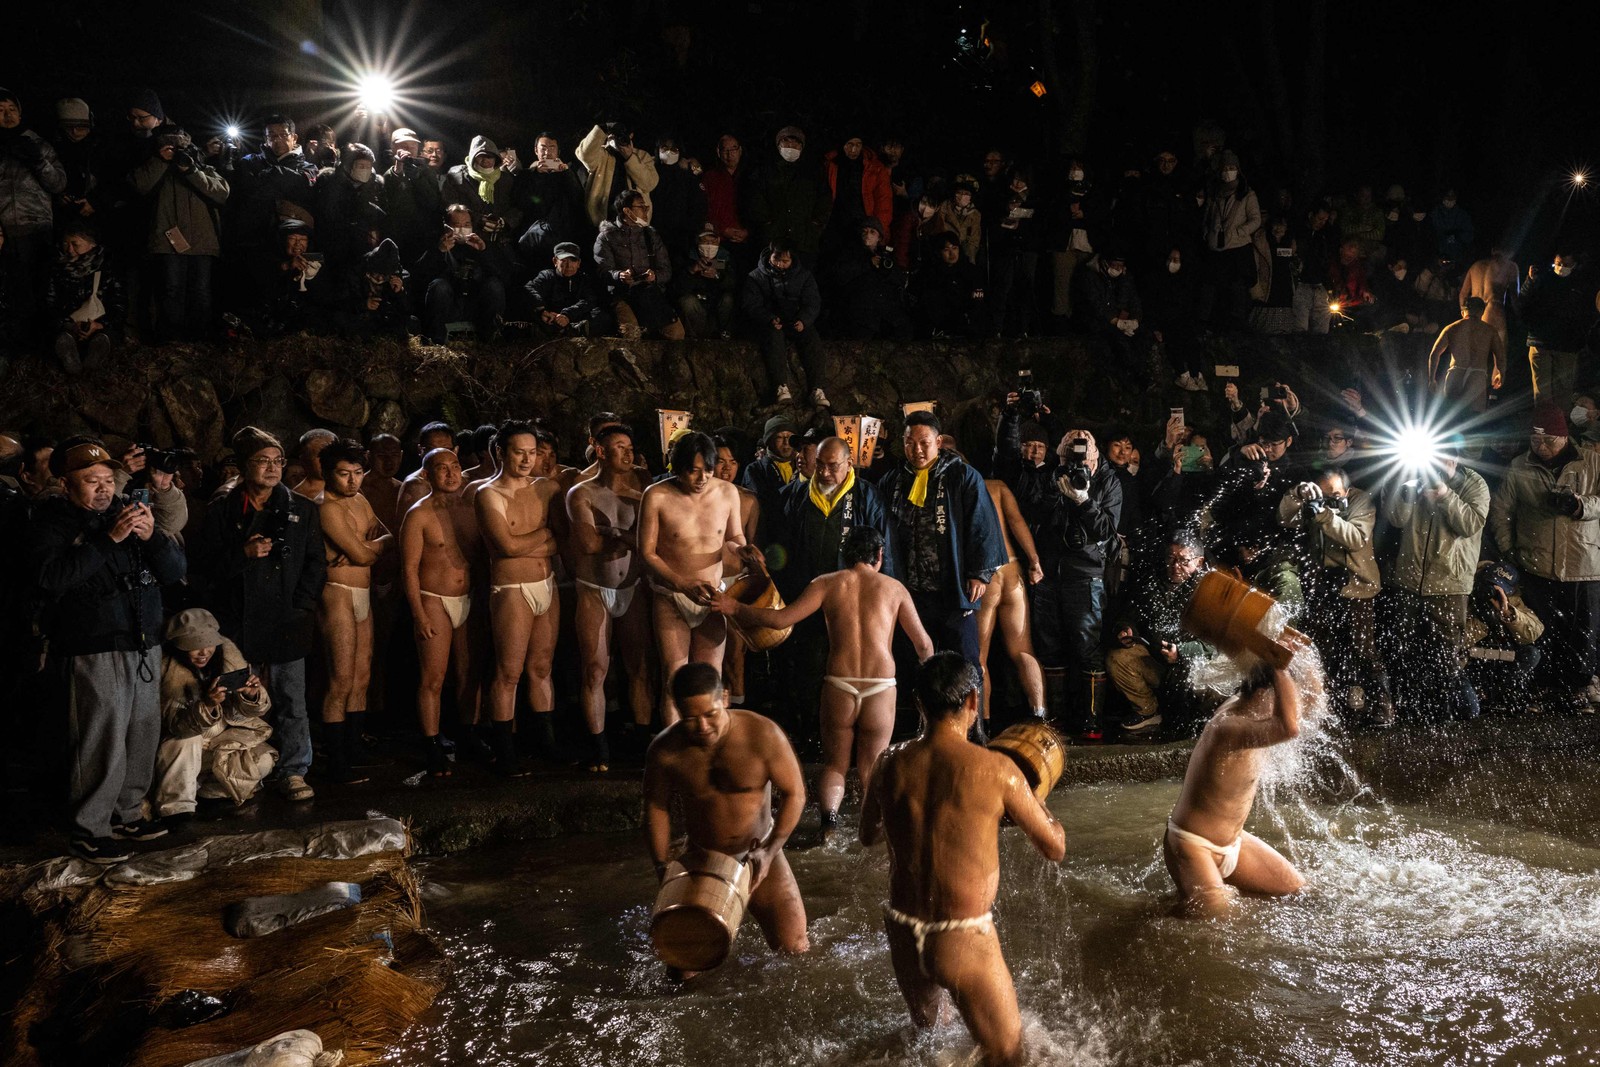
{"left": 67, "top": 649, "right": 161, "bottom": 839}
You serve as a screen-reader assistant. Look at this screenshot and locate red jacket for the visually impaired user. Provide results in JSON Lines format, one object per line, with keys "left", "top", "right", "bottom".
{"left": 703, "top": 166, "right": 746, "bottom": 237}
{"left": 823, "top": 147, "right": 893, "bottom": 234}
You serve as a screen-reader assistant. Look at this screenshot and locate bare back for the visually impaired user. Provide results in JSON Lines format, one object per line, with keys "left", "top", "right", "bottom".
{"left": 816, "top": 568, "right": 922, "bottom": 678}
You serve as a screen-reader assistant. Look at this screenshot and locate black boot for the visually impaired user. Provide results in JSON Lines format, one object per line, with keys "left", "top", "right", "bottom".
{"left": 424, "top": 734, "right": 452, "bottom": 778}
{"left": 1043, "top": 667, "right": 1067, "bottom": 725}
{"left": 324, "top": 721, "right": 371, "bottom": 785}
{"left": 491, "top": 720, "right": 529, "bottom": 778}
{"left": 588, "top": 730, "right": 611, "bottom": 773}
{"left": 345, "top": 711, "right": 384, "bottom": 767}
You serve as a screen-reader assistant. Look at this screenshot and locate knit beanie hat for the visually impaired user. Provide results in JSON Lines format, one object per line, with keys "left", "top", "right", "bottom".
{"left": 1532, "top": 401, "right": 1569, "bottom": 438}
{"left": 776, "top": 125, "right": 806, "bottom": 147}
{"left": 1020, "top": 421, "right": 1049, "bottom": 446}
{"left": 56, "top": 98, "right": 91, "bottom": 125}
{"left": 762, "top": 415, "right": 796, "bottom": 444}
{"left": 126, "top": 87, "right": 164, "bottom": 120}
{"left": 232, "top": 425, "right": 284, "bottom": 463}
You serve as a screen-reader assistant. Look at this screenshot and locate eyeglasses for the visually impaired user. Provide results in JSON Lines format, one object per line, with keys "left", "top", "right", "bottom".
{"left": 250, "top": 457, "right": 287, "bottom": 468}
{"left": 1530, "top": 434, "right": 1560, "bottom": 446}
{"left": 1324, "top": 434, "right": 1349, "bottom": 443}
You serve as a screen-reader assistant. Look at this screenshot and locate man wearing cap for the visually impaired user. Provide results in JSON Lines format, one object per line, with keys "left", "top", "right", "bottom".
{"left": 742, "top": 242, "right": 827, "bottom": 405}
{"left": 50, "top": 97, "right": 98, "bottom": 219}
{"left": 192, "top": 426, "right": 326, "bottom": 802}
{"left": 30, "top": 436, "right": 186, "bottom": 862}
{"left": 418, "top": 203, "right": 514, "bottom": 343}
{"left": 381, "top": 126, "right": 443, "bottom": 263}
{"left": 1427, "top": 296, "right": 1505, "bottom": 415}
{"left": 527, "top": 240, "right": 608, "bottom": 337}
{"left": 740, "top": 415, "right": 801, "bottom": 544}
{"left": 1383, "top": 433, "right": 1489, "bottom": 719}
{"left": 1490, "top": 402, "right": 1600, "bottom": 712}
{"left": 748, "top": 126, "right": 831, "bottom": 269}
{"left": 1, "top": 87, "right": 68, "bottom": 345}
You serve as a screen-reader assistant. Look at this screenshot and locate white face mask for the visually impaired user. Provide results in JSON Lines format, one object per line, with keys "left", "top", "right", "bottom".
{"left": 1068, "top": 168, "right": 1085, "bottom": 182}
{"left": 1570, "top": 405, "right": 1590, "bottom": 427}
{"left": 1387, "top": 210, "right": 1400, "bottom": 222}
{"left": 453, "top": 226, "right": 473, "bottom": 239}
{"left": 778, "top": 146, "right": 801, "bottom": 163}
{"left": 1413, "top": 211, "right": 1427, "bottom": 221}
{"left": 659, "top": 150, "right": 680, "bottom": 166}
{"left": 698, "top": 243, "right": 719, "bottom": 259}
{"left": 1442, "top": 199, "right": 1456, "bottom": 209}
{"left": 1221, "top": 168, "right": 1239, "bottom": 183}
{"left": 1106, "top": 265, "right": 1124, "bottom": 278}
{"left": 350, "top": 164, "right": 373, "bottom": 183}
{"left": 1167, "top": 260, "right": 1181, "bottom": 274}
{"left": 1553, "top": 263, "right": 1574, "bottom": 277}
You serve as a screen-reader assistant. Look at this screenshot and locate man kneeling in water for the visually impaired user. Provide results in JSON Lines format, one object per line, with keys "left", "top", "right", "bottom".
{"left": 861, "top": 653, "right": 1065, "bottom": 1067}
{"left": 1165, "top": 640, "right": 1317, "bottom": 918}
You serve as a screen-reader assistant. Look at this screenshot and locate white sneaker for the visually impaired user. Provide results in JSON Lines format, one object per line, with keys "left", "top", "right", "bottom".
{"left": 811, "top": 388, "right": 831, "bottom": 407}
{"left": 775, "top": 385, "right": 793, "bottom": 403}
{"left": 275, "top": 774, "right": 315, "bottom": 802}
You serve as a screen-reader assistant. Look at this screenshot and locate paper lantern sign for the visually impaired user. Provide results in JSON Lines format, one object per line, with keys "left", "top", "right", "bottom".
{"left": 902, "top": 400, "right": 936, "bottom": 419}
{"left": 831, "top": 415, "right": 883, "bottom": 468}
{"left": 656, "top": 409, "right": 692, "bottom": 461}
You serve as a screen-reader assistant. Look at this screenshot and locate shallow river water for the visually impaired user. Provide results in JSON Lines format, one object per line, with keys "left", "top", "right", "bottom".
{"left": 387, "top": 733, "right": 1600, "bottom": 1066}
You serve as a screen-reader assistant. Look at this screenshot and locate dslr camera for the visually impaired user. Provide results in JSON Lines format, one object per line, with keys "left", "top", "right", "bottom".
{"left": 1014, "top": 369, "right": 1044, "bottom": 418}
{"left": 1065, "top": 439, "right": 1091, "bottom": 492}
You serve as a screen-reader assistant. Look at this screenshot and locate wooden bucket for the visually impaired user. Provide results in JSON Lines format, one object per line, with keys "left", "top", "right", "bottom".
{"left": 725, "top": 572, "right": 792, "bottom": 651}
{"left": 988, "top": 722, "right": 1067, "bottom": 801}
{"left": 650, "top": 848, "right": 753, "bottom": 972}
{"left": 1180, "top": 570, "right": 1303, "bottom": 670}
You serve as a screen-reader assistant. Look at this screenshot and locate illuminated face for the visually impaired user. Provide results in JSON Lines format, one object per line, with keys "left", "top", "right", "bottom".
{"left": 940, "top": 241, "right": 961, "bottom": 265}
{"left": 843, "top": 138, "right": 863, "bottom": 161}
{"left": 473, "top": 152, "right": 498, "bottom": 172}
{"left": 535, "top": 136, "right": 560, "bottom": 162}
{"left": 1323, "top": 430, "right": 1352, "bottom": 458}
{"left": 264, "top": 123, "right": 296, "bottom": 155}
{"left": 128, "top": 108, "right": 161, "bottom": 134}
{"left": 714, "top": 447, "right": 739, "bottom": 482}
{"left": 0, "top": 98, "right": 24, "bottom": 128}
{"left": 601, "top": 434, "right": 635, "bottom": 472}
{"left": 1107, "top": 438, "right": 1135, "bottom": 466}
{"left": 446, "top": 209, "right": 473, "bottom": 232}
{"left": 186, "top": 646, "right": 216, "bottom": 670}
{"left": 500, "top": 433, "right": 539, "bottom": 478}
{"left": 328, "top": 460, "right": 365, "bottom": 498}
{"left": 953, "top": 190, "right": 972, "bottom": 209}
{"left": 797, "top": 443, "right": 819, "bottom": 479}
{"left": 284, "top": 233, "right": 309, "bottom": 257}
{"left": 814, "top": 446, "right": 850, "bottom": 490}
{"left": 66, "top": 464, "right": 117, "bottom": 512}
{"left": 1317, "top": 473, "right": 1348, "bottom": 507}
{"left": 534, "top": 440, "right": 559, "bottom": 477}
{"left": 905, "top": 425, "right": 940, "bottom": 470}
{"left": 63, "top": 233, "right": 95, "bottom": 257}
{"left": 1020, "top": 440, "right": 1047, "bottom": 466}
{"left": 1166, "top": 543, "right": 1204, "bottom": 585}
{"left": 555, "top": 256, "right": 579, "bottom": 277}
{"left": 1257, "top": 437, "right": 1290, "bottom": 462}
{"left": 717, "top": 136, "right": 742, "bottom": 168}
{"left": 421, "top": 141, "right": 444, "bottom": 167}
{"left": 677, "top": 454, "right": 713, "bottom": 493}
{"left": 678, "top": 690, "right": 729, "bottom": 746}
{"left": 768, "top": 250, "right": 793, "bottom": 272}
{"left": 1530, "top": 433, "right": 1566, "bottom": 461}
{"left": 768, "top": 430, "right": 795, "bottom": 461}
{"left": 246, "top": 448, "right": 286, "bottom": 490}
{"left": 424, "top": 452, "right": 464, "bottom": 493}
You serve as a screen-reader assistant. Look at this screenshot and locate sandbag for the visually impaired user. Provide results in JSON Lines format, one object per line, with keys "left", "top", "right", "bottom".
{"left": 181, "top": 1028, "right": 342, "bottom": 1067}
{"left": 223, "top": 882, "right": 362, "bottom": 938}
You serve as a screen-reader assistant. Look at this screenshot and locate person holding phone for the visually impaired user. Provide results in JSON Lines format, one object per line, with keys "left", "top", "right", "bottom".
{"left": 152, "top": 608, "right": 275, "bottom": 822}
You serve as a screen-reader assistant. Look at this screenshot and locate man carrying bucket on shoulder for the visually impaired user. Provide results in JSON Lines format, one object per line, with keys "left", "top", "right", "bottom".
{"left": 643, "top": 663, "right": 810, "bottom": 975}
{"left": 860, "top": 652, "right": 1065, "bottom": 1066}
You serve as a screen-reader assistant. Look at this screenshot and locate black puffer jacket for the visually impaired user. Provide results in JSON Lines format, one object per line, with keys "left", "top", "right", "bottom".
{"left": 30, "top": 493, "right": 187, "bottom": 655}
{"left": 191, "top": 483, "right": 326, "bottom": 664}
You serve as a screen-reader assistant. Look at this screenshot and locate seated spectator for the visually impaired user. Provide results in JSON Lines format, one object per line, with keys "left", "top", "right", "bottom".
{"left": 46, "top": 222, "right": 125, "bottom": 375}
{"left": 826, "top": 217, "right": 911, "bottom": 341}
{"left": 417, "top": 203, "right": 514, "bottom": 343}
{"left": 254, "top": 218, "right": 324, "bottom": 336}
{"left": 153, "top": 608, "right": 276, "bottom": 821}
{"left": 442, "top": 135, "right": 521, "bottom": 238}
{"left": 674, "top": 226, "right": 738, "bottom": 339}
{"left": 595, "top": 188, "right": 683, "bottom": 340}
{"left": 527, "top": 241, "right": 609, "bottom": 338}
{"left": 1106, "top": 530, "right": 1212, "bottom": 738}
{"left": 131, "top": 122, "right": 230, "bottom": 343}
{"left": 742, "top": 241, "right": 824, "bottom": 404}
{"left": 914, "top": 232, "right": 988, "bottom": 339}
{"left": 1465, "top": 561, "right": 1543, "bottom": 715}
{"left": 326, "top": 237, "right": 411, "bottom": 339}
{"left": 1075, "top": 249, "right": 1152, "bottom": 388}
{"left": 514, "top": 130, "right": 590, "bottom": 265}
{"left": 934, "top": 178, "right": 982, "bottom": 264}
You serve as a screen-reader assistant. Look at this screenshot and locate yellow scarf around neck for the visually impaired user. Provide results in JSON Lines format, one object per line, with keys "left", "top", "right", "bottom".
{"left": 809, "top": 468, "right": 856, "bottom": 518}
{"left": 773, "top": 459, "right": 794, "bottom": 484}
{"left": 907, "top": 465, "right": 932, "bottom": 507}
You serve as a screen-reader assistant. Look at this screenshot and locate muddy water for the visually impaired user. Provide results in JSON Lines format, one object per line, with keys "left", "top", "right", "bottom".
{"left": 388, "top": 745, "right": 1600, "bottom": 1066}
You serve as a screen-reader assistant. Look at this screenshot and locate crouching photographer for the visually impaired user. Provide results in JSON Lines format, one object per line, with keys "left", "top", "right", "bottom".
{"left": 1465, "top": 562, "right": 1544, "bottom": 714}
{"left": 995, "top": 399, "right": 1121, "bottom": 737}
{"left": 1279, "top": 469, "right": 1394, "bottom": 723}
{"left": 29, "top": 438, "right": 187, "bottom": 863}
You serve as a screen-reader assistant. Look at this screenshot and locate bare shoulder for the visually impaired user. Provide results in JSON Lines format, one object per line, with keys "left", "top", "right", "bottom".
{"left": 645, "top": 723, "right": 688, "bottom": 766}
{"left": 401, "top": 496, "right": 435, "bottom": 528}
{"left": 535, "top": 477, "right": 563, "bottom": 504}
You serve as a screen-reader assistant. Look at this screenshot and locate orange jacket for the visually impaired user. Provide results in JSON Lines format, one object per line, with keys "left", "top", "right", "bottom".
{"left": 823, "top": 147, "right": 893, "bottom": 234}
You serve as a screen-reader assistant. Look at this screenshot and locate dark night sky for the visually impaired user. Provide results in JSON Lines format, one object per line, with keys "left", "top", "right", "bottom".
{"left": 6, "top": 0, "right": 1596, "bottom": 254}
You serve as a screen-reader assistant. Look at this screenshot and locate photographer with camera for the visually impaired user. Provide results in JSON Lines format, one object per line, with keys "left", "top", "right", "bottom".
{"left": 1489, "top": 402, "right": 1600, "bottom": 712}
{"left": 131, "top": 121, "right": 229, "bottom": 343}
{"left": 30, "top": 437, "right": 186, "bottom": 863}
{"left": 994, "top": 393, "right": 1121, "bottom": 737}
{"left": 418, "top": 203, "right": 513, "bottom": 343}
{"left": 191, "top": 427, "right": 325, "bottom": 802}
{"left": 1279, "top": 468, "right": 1393, "bottom": 723}
{"left": 381, "top": 128, "right": 444, "bottom": 264}
{"left": 1382, "top": 432, "right": 1488, "bottom": 719}
{"left": 826, "top": 217, "right": 912, "bottom": 340}
{"left": 113, "top": 443, "right": 188, "bottom": 542}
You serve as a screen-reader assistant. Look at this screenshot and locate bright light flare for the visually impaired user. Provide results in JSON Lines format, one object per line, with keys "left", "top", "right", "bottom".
{"left": 1393, "top": 424, "right": 1444, "bottom": 475}
{"left": 225, "top": 125, "right": 241, "bottom": 140}
{"left": 1328, "top": 301, "right": 1342, "bottom": 314}
{"left": 356, "top": 73, "right": 396, "bottom": 114}
{"left": 1573, "top": 170, "right": 1590, "bottom": 189}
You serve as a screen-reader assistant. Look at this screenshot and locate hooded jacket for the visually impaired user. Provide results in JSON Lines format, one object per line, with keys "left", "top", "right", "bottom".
{"left": 192, "top": 482, "right": 326, "bottom": 664}
{"left": 878, "top": 449, "right": 1006, "bottom": 612}
{"left": 0, "top": 127, "right": 67, "bottom": 235}
{"left": 1490, "top": 446, "right": 1600, "bottom": 582}
{"left": 741, "top": 255, "right": 821, "bottom": 328}
{"left": 1384, "top": 465, "right": 1489, "bottom": 596}
{"left": 443, "top": 136, "right": 522, "bottom": 232}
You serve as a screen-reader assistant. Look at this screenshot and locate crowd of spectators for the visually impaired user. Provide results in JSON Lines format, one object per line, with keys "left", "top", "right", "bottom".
{"left": 5, "top": 82, "right": 1600, "bottom": 867}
